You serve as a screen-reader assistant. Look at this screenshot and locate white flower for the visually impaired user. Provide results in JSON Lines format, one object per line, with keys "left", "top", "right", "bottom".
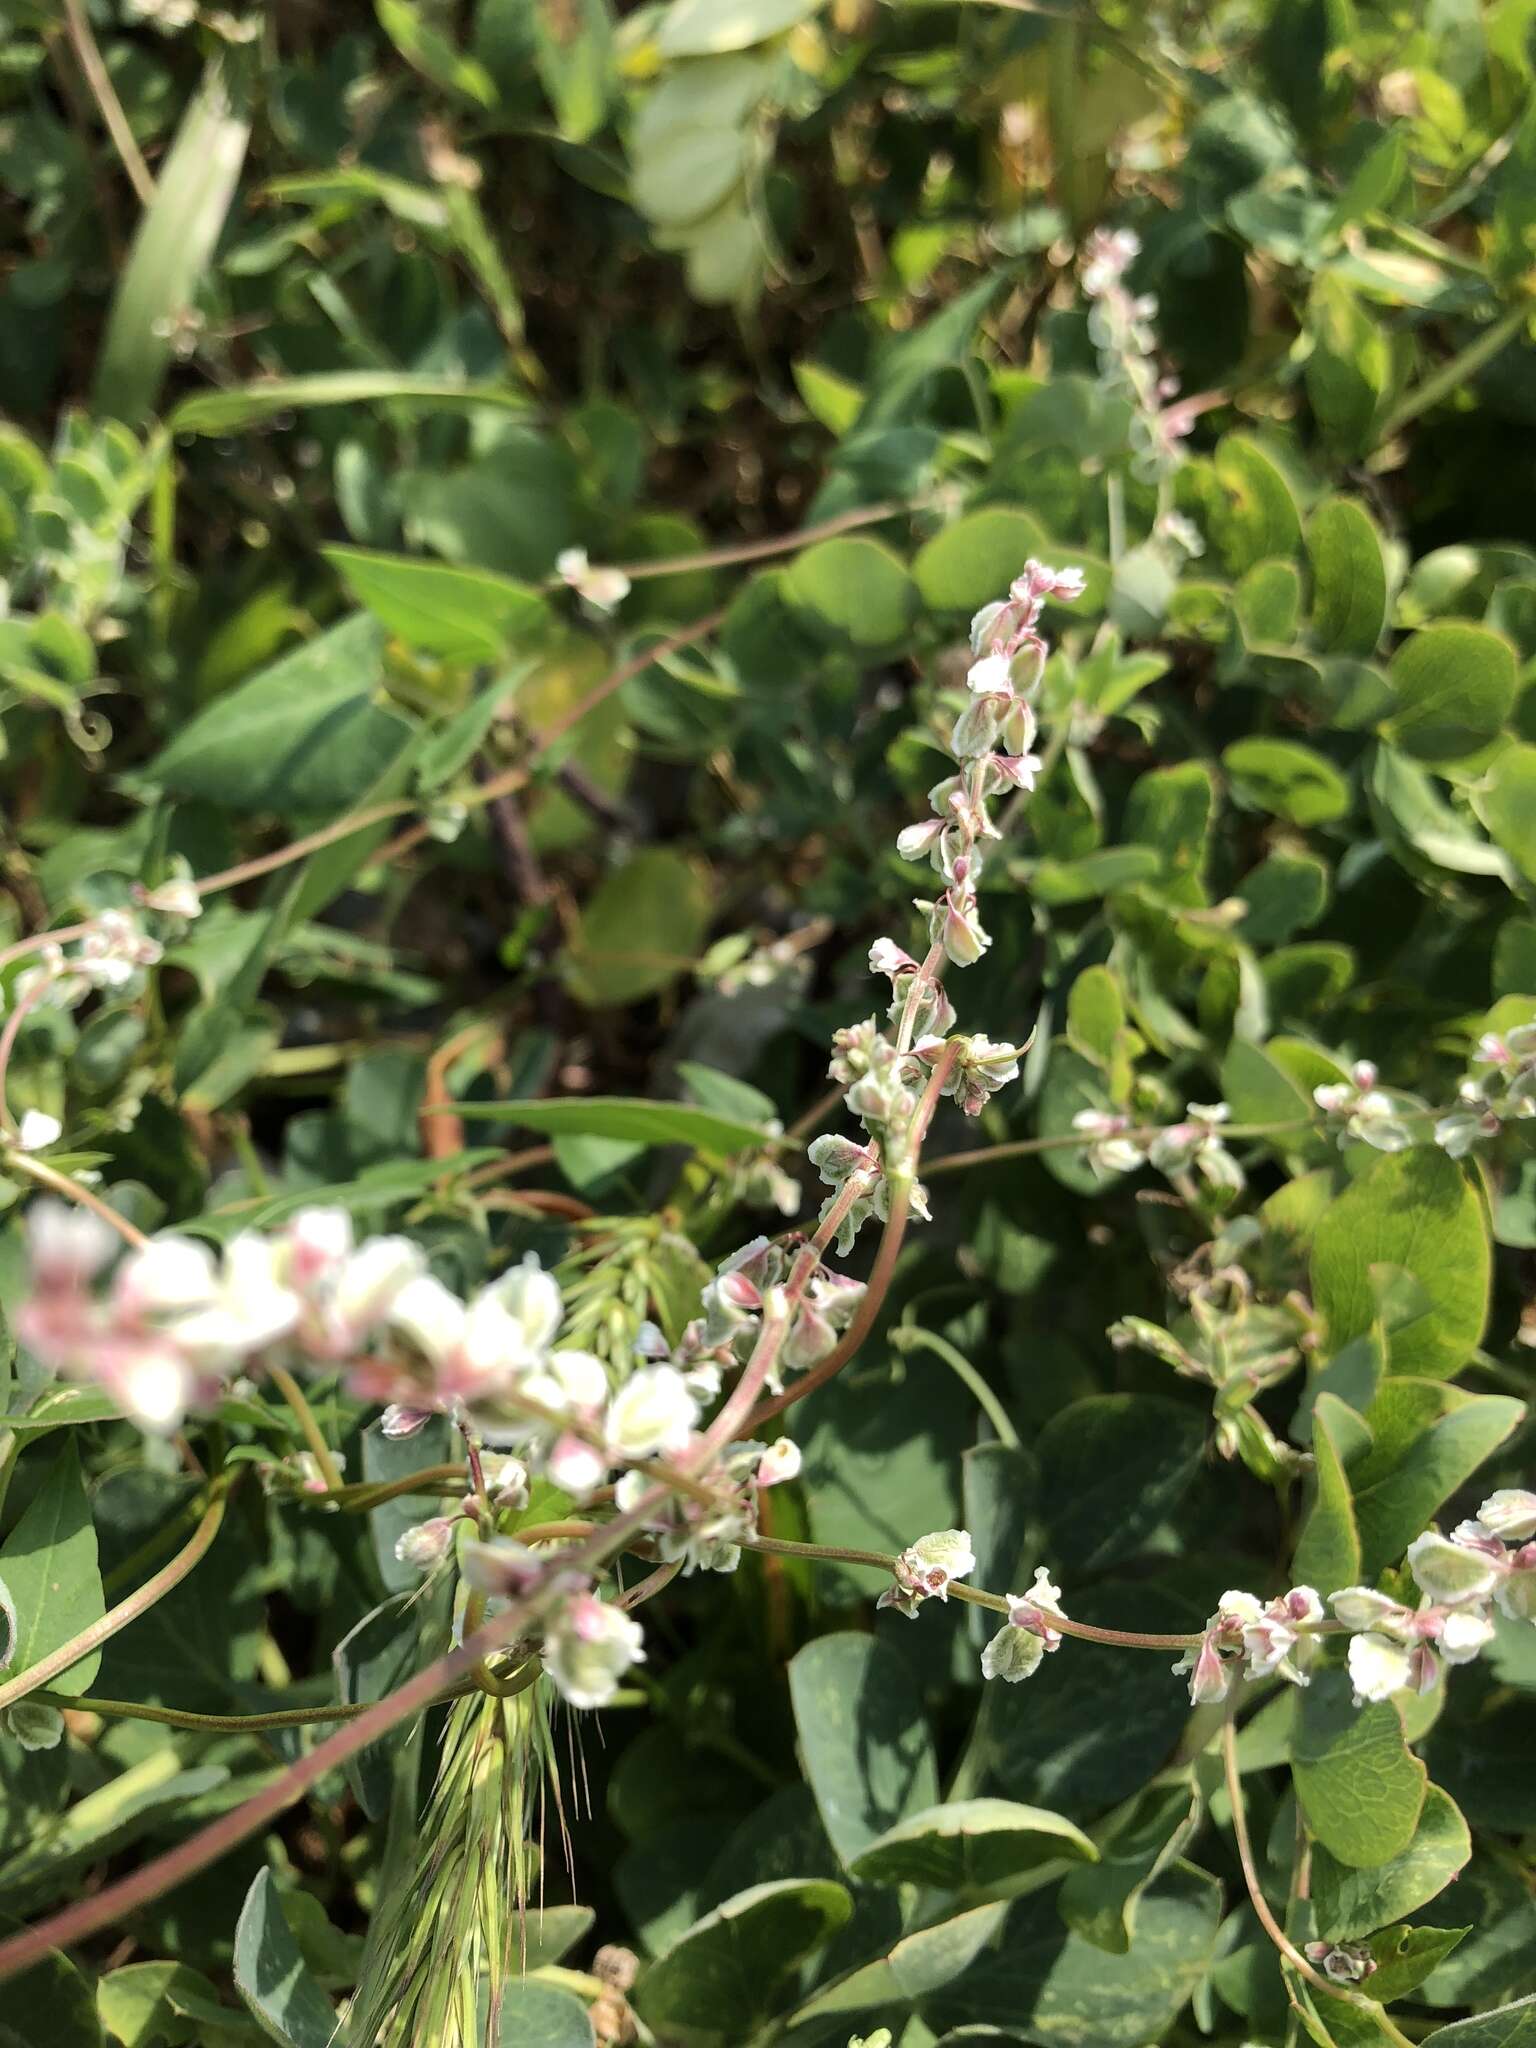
{"left": 1438, "top": 1608, "right": 1496, "bottom": 1662}
{"left": 114, "top": 1341, "right": 198, "bottom": 1434}
{"left": 489, "top": 1256, "right": 564, "bottom": 1354}
{"left": 878, "top": 1528, "right": 976, "bottom": 1617}
{"left": 171, "top": 1234, "right": 301, "bottom": 1362}
{"left": 542, "top": 1592, "right": 645, "bottom": 1709}
{"left": 113, "top": 1235, "right": 217, "bottom": 1319}
{"left": 556, "top": 547, "right": 630, "bottom": 612}
{"left": 756, "top": 1437, "right": 802, "bottom": 1488}
{"left": 24, "top": 1199, "right": 118, "bottom": 1287}
{"left": 966, "top": 652, "right": 1014, "bottom": 695}
{"left": 1406, "top": 1530, "right": 1502, "bottom": 1606}
{"left": 1346, "top": 1630, "right": 1416, "bottom": 1704}
{"left": 140, "top": 877, "right": 202, "bottom": 920}
{"left": 605, "top": 1366, "right": 698, "bottom": 1460}
{"left": 1476, "top": 1489, "right": 1536, "bottom": 1541}
{"left": 390, "top": 1274, "right": 466, "bottom": 1364}
{"left": 16, "top": 1110, "right": 61, "bottom": 1152}
{"left": 481, "top": 1452, "right": 530, "bottom": 1510}
{"left": 282, "top": 1207, "right": 353, "bottom": 1287}
{"left": 981, "top": 1568, "right": 1066, "bottom": 1681}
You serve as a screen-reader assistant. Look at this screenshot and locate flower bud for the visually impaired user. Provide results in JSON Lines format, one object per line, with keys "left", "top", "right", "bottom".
{"left": 394, "top": 1516, "right": 456, "bottom": 1570}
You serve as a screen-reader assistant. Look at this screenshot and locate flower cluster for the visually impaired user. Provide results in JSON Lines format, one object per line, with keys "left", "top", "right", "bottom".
{"left": 681, "top": 1233, "right": 866, "bottom": 1392}
{"left": 1072, "top": 1100, "right": 1243, "bottom": 1197}
{"left": 1080, "top": 226, "right": 1198, "bottom": 480}
{"left": 1176, "top": 1586, "right": 1323, "bottom": 1704}
{"left": 805, "top": 560, "right": 1081, "bottom": 1250}
{"left": 1330, "top": 1490, "right": 1536, "bottom": 1703}
{"left": 11, "top": 908, "right": 166, "bottom": 1012}
{"left": 1313, "top": 1061, "right": 1413, "bottom": 1153}
{"left": 1434, "top": 1025, "right": 1536, "bottom": 1158}
{"left": 902, "top": 558, "right": 1083, "bottom": 972}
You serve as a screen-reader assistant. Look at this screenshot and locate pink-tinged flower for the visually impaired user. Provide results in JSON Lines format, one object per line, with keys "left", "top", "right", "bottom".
{"left": 23, "top": 1198, "right": 117, "bottom": 1290}
{"left": 869, "top": 938, "right": 918, "bottom": 982}
{"left": 394, "top": 1516, "right": 456, "bottom": 1570}
{"left": 932, "top": 890, "right": 990, "bottom": 967}
{"left": 542, "top": 1592, "right": 646, "bottom": 1709}
{"left": 755, "top": 1437, "right": 802, "bottom": 1488}
{"left": 1072, "top": 1109, "right": 1145, "bottom": 1176}
{"left": 980, "top": 1571, "right": 1066, "bottom": 1683}
{"left": 1305, "top": 1941, "right": 1377, "bottom": 1986}
{"left": 547, "top": 1431, "right": 607, "bottom": 1497}
{"left": 380, "top": 1402, "right": 435, "bottom": 1439}
{"left": 878, "top": 1528, "right": 977, "bottom": 1619}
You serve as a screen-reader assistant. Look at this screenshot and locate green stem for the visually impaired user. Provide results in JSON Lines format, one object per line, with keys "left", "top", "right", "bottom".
{"left": 32, "top": 1688, "right": 399, "bottom": 1732}
{"left": 267, "top": 1364, "right": 345, "bottom": 1493}
{"left": 740, "top": 1534, "right": 1203, "bottom": 1650}
{"left": 0, "top": 1485, "right": 230, "bottom": 1719}
{"left": 1376, "top": 301, "right": 1530, "bottom": 445}
{"left": 893, "top": 1324, "right": 1020, "bottom": 1448}
{"left": 1221, "top": 1705, "right": 1409, "bottom": 2036}
{"left": 315, "top": 1463, "right": 469, "bottom": 1511}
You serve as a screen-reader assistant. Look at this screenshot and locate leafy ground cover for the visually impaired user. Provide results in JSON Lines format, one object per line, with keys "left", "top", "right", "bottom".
{"left": 3, "top": 3, "right": 1536, "bottom": 2046}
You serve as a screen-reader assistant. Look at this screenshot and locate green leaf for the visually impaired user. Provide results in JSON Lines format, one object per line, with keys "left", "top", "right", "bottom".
{"left": 1066, "top": 964, "right": 1127, "bottom": 1069}
{"left": 561, "top": 849, "right": 711, "bottom": 1006}
{"left": 447, "top": 1093, "right": 770, "bottom": 1155}
{"left": 92, "top": 65, "right": 251, "bottom": 425}
{"left": 634, "top": 1878, "right": 852, "bottom": 2046}
{"left": 0, "top": 1441, "right": 105, "bottom": 1698}
{"left": 531, "top": 0, "right": 612, "bottom": 142}
{"left": 656, "top": 0, "right": 824, "bottom": 58}
{"left": 912, "top": 507, "right": 1048, "bottom": 615}
{"left": 322, "top": 547, "right": 547, "bottom": 662}
{"left": 376, "top": 0, "right": 497, "bottom": 103}
{"left": 1310, "top": 1147, "right": 1491, "bottom": 1379}
{"left": 1420, "top": 1996, "right": 1536, "bottom": 2048}
{"left": 788, "top": 1633, "right": 938, "bottom": 1867}
{"left": 169, "top": 374, "right": 533, "bottom": 435}
{"left": 1362, "top": 1924, "right": 1470, "bottom": 2005}
{"left": 1367, "top": 746, "right": 1510, "bottom": 879}
{"left": 849, "top": 1798, "right": 1095, "bottom": 1891}
{"left": 0, "top": 1386, "right": 124, "bottom": 1440}
{"left": 97, "top": 1960, "right": 240, "bottom": 2047}
{"left": 1058, "top": 1782, "right": 1202, "bottom": 1956}
{"left": 784, "top": 536, "right": 918, "bottom": 650}
{"left": 0, "top": 1748, "right": 229, "bottom": 1909}
{"left": 921, "top": 1862, "right": 1222, "bottom": 2047}
{"left": 1478, "top": 741, "right": 1536, "bottom": 881}
{"left": 492, "top": 1982, "right": 595, "bottom": 2047}
{"left": 173, "top": 871, "right": 306, "bottom": 1104}
{"left": 1208, "top": 433, "right": 1303, "bottom": 574}
{"left": 1291, "top": 1670, "right": 1427, "bottom": 1867}
{"left": 1352, "top": 1386, "right": 1525, "bottom": 1580}
{"left": 1122, "top": 760, "right": 1216, "bottom": 881}
{"left": 1038, "top": 1396, "right": 1206, "bottom": 1572}
{"left": 1384, "top": 624, "right": 1518, "bottom": 762}
{"left": 1305, "top": 273, "right": 1397, "bottom": 459}
{"left": 1293, "top": 1392, "right": 1362, "bottom": 1595}
{"left": 1223, "top": 737, "right": 1350, "bottom": 825}
{"left": 233, "top": 1869, "right": 340, "bottom": 2048}
{"left": 143, "top": 615, "right": 414, "bottom": 816}
{"left": 0, "top": 1914, "right": 103, "bottom": 2047}
{"left": 1307, "top": 496, "right": 1389, "bottom": 656}
{"left": 1311, "top": 1785, "right": 1472, "bottom": 1941}
{"left": 788, "top": 1900, "right": 1008, "bottom": 2022}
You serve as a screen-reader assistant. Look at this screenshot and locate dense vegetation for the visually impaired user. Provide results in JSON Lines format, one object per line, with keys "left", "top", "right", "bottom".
{"left": 3, "top": 3, "right": 1536, "bottom": 2046}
